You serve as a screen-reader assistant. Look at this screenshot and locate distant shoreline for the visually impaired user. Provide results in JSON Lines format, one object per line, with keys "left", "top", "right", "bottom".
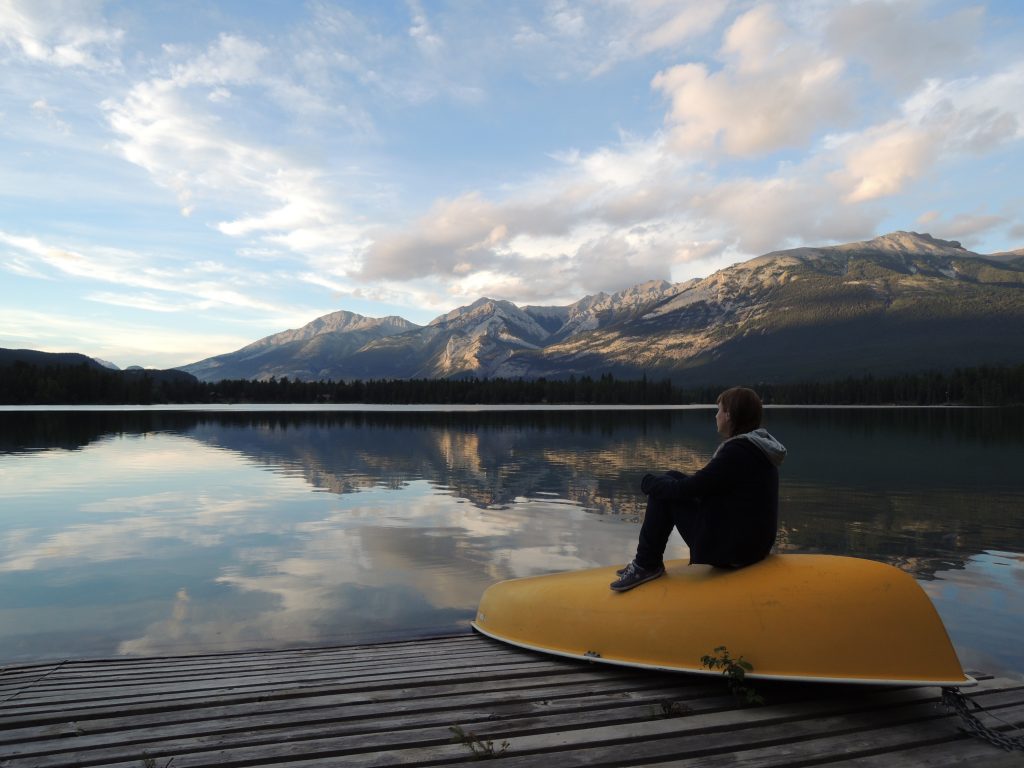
{"left": 0, "top": 402, "right": 1000, "bottom": 413}
{"left": 3, "top": 354, "right": 1022, "bottom": 406}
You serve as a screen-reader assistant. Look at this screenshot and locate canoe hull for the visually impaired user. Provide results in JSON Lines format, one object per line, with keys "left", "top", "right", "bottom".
{"left": 472, "top": 555, "right": 972, "bottom": 686}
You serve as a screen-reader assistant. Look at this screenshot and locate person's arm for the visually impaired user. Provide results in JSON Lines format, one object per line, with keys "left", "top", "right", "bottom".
{"left": 641, "top": 442, "right": 744, "bottom": 500}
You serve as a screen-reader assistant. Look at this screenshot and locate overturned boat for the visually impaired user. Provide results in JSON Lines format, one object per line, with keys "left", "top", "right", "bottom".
{"left": 472, "top": 554, "right": 973, "bottom": 686}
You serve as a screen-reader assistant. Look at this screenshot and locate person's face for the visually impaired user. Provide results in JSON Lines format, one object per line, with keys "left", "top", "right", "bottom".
{"left": 715, "top": 403, "right": 731, "bottom": 438}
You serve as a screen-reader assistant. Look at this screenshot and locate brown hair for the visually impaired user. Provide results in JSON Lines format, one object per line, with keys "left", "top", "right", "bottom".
{"left": 717, "top": 387, "right": 763, "bottom": 437}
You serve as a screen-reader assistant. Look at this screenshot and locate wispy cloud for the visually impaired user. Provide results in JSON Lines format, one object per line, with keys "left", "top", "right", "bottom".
{"left": 0, "top": 0, "right": 123, "bottom": 71}
{"left": 1, "top": 1, "right": 1022, "bottom": 365}
{"left": 0, "top": 229, "right": 288, "bottom": 314}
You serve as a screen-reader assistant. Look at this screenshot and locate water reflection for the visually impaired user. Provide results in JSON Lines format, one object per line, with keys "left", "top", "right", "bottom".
{"left": 0, "top": 407, "right": 1021, "bottom": 677}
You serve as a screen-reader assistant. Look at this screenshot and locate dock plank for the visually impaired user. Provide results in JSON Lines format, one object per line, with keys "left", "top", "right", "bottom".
{"left": 1, "top": 634, "right": 1020, "bottom": 767}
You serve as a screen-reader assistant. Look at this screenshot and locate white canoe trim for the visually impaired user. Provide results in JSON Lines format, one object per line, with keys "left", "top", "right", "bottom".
{"left": 471, "top": 622, "right": 977, "bottom": 688}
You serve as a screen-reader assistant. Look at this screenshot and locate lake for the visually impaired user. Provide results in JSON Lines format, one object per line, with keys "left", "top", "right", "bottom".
{"left": 1, "top": 405, "right": 1021, "bottom": 680}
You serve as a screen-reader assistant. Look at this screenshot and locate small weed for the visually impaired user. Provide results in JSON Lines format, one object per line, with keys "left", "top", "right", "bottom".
{"left": 658, "top": 700, "right": 690, "bottom": 717}
{"left": 449, "top": 724, "right": 510, "bottom": 759}
{"left": 700, "top": 645, "right": 765, "bottom": 706}
{"left": 140, "top": 755, "right": 174, "bottom": 768}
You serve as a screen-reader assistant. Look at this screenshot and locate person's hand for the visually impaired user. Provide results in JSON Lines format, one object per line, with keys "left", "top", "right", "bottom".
{"left": 640, "top": 473, "right": 656, "bottom": 495}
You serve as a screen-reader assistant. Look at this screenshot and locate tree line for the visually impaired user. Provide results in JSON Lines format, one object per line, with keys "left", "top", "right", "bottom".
{"left": 1, "top": 360, "right": 1022, "bottom": 406}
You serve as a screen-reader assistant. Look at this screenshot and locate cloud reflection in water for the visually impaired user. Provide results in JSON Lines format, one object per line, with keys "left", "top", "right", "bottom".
{"left": 0, "top": 407, "right": 1021, "bottom": 678}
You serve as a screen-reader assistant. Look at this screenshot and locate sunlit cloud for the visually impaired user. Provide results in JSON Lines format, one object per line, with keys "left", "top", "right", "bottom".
{"left": 343, "top": 1, "right": 1024, "bottom": 307}
{"left": 837, "top": 65, "right": 1024, "bottom": 203}
{"left": 653, "top": 5, "right": 851, "bottom": 157}
{"left": 1, "top": 1, "right": 1023, "bottom": 365}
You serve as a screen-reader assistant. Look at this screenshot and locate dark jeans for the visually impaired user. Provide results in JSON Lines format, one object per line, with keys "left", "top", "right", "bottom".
{"left": 634, "top": 493, "right": 699, "bottom": 571}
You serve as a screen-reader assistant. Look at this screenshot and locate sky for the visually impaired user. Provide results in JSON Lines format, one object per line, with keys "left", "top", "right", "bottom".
{"left": 1, "top": 0, "right": 1023, "bottom": 369}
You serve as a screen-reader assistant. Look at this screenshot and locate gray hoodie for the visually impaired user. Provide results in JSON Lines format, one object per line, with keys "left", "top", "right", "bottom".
{"left": 714, "top": 427, "right": 787, "bottom": 466}
{"left": 737, "top": 430, "right": 782, "bottom": 466}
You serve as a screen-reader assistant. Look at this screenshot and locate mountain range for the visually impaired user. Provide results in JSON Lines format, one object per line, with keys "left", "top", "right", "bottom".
{"left": 174, "top": 231, "right": 1022, "bottom": 385}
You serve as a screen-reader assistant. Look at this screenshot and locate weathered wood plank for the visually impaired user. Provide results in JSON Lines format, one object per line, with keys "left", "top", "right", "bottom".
{"left": 2, "top": 687, "right": 740, "bottom": 767}
{"left": 0, "top": 661, "right": 585, "bottom": 727}
{"left": 2, "top": 634, "right": 1019, "bottom": 768}
{"left": 15, "top": 683, "right": 1015, "bottom": 768}
{"left": 837, "top": 738, "right": 1024, "bottom": 767}
{"left": 0, "top": 636, "right": 497, "bottom": 694}
{"left": 0, "top": 667, "right": 670, "bottom": 745}
{"left": 401, "top": 696, "right": 1024, "bottom": 768}
{"left": 2, "top": 673, "right": 702, "bottom": 756}
{"left": 0, "top": 640, "right": 532, "bottom": 696}
{"left": 632, "top": 700, "right": 1024, "bottom": 768}
{"left": 0, "top": 643, "right": 561, "bottom": 704}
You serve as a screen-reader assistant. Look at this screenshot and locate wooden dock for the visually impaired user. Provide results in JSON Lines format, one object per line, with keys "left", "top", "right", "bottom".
{"left": 2, "top": 633, "right": 1022, "bottom": 767}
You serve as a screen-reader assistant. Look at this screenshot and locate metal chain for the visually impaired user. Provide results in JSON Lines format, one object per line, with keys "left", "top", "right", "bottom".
{"left": 942, "top": 686, "right": 1024, "bottom": 752}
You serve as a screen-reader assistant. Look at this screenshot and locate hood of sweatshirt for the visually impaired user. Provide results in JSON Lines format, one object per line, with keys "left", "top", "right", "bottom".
{"left": 723, "top": 427, "right": 787, "bottom": 466}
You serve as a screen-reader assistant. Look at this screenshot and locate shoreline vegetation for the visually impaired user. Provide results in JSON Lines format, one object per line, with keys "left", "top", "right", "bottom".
{"left": 1, "top": 360, "right": 1022, "bottom": 406}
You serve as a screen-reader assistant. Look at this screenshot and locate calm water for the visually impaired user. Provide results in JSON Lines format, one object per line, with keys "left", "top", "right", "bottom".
{"left": 1, "top": 406, "right": 1022, "bottom": 678}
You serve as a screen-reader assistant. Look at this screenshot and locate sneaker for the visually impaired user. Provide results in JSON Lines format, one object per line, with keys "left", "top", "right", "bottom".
{"left": 614, "top": 563, "right": 641, "bottom": 576}
{"left": 610, "top": 561, "right": 665, "bottom": 592}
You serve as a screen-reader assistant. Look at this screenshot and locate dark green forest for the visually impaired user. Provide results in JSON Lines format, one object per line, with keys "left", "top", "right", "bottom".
{"left": 1, "top": 359, "right": 1022, "bottom": 406}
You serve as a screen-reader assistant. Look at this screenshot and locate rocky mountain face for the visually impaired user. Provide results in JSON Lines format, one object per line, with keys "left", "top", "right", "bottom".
{"left": 180, "top": 311, "right": 419, "bottom": 382}
{"left": 180, "top": 232, "right": 1024, "bottom": 384}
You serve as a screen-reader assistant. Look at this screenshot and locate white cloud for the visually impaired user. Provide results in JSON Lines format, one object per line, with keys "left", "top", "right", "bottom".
{"left": 514, "top": 0, "right": 727, "bottom": 78}
{"left": 85, "top": 291, "right": 192, "bottom": 313}
{"left": 30, "top": 97, "right": 70, "bottom": 133}
{"left": 636, "top": 0, "right": 729, "bottom": 56}
{"left": 332, "top": 3, "right": 1024, "bottom": 311}
{"left": 0, "top": 229, "right": 294, "bottom": 320}
{"left": 0, "top": 0, "right": 123, "bottom": 71}
{"left": 407, "top": 0, "right": 444, "bottom": 57}
{"left": 166, "top": 34, "right": 267, "bottom": 87}
{"left": 102, "top": 33, "right": 367, "bottom": 261}
{"left": 547, "top": 1, "right": 587, "bottom": 39}
{"left": 908, "top": 67, "right": 1024, "bottom": 151}
{"left": 4, "top": 0, "right": 1024, "bottom": 357}
{"left": 693, "top": 172, "right": 883, "bottom": 255}
{"left": 652, "top": 5, "right": 850, "bottom": 156}
{"left": 360, "top": 193, "right": 505, "bottom": 281}
{"left": 837, "top": 65, "right": 1024, "bottom": 203}
{"left": 826, "top": 0, "right": 983, "bottom": 92}
{"left": 840, "top": 121, "right": 936, "bottom": 203}
{"left": 930, "top": 213, "right": 1009, "bottom": 245}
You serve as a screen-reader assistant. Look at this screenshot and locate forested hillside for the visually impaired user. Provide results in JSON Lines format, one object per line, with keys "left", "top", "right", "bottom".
{"left": 3, "top": 356, "right": 1021, "bottom": 406}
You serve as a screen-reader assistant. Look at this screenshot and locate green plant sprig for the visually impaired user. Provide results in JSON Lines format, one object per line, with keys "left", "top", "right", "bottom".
{"left": 449, "top": 724, "right": 511, "bottom": 759}
{"left": 700, "top": 645, "right": 765, "bottom": 706}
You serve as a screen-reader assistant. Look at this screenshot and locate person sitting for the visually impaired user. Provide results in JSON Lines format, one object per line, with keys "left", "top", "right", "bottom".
{"left": 611, "top": 386, "right": 787, "bottom": 592}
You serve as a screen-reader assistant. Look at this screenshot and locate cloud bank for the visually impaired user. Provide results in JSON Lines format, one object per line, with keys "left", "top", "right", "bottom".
{"left": 1, "top": 0, "right": 1022, "bottom": 366}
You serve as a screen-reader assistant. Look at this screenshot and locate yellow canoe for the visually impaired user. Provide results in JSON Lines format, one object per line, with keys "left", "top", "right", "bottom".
{"left": 472, "top": 554, "right": 973, "bottom": 686}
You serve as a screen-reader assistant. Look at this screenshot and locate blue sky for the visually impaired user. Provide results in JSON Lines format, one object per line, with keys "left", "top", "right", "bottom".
{"left": 2, "top": 0, "right": 1023, "bottom": 369}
